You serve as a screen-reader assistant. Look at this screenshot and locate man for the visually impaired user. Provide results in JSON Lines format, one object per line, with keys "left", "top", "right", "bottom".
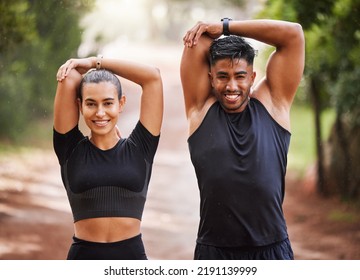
{"left": 180, "top": 19, "right": 305, "bottom": 259}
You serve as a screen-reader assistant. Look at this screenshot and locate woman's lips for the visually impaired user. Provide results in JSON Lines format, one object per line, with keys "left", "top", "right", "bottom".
{"left": 92, "top": 120, "right": 110, "bottom": 127}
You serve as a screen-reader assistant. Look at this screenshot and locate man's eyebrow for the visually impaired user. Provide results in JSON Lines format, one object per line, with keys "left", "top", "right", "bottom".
{"left": 235, "top": 71, "right": 248, "bottom": 75}
{"left": 216, "top": 71, "right": 229, "bottom": 75}
{"left": 216, "top": 70, "right": 248, "bottom": 76}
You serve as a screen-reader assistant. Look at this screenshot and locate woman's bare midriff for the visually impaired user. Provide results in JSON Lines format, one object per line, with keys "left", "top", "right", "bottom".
{"left": 74, "top": 217, "right": 141, "bottom": 242}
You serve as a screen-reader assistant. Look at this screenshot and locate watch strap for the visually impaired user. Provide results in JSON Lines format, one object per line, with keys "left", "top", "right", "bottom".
{"left": 221, "top": 18, "right": 232, "bottom": 36}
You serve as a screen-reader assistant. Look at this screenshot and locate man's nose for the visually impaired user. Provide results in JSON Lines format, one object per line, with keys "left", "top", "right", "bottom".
{"left": 226, "top": 78, "right": 238, "bottom": 92}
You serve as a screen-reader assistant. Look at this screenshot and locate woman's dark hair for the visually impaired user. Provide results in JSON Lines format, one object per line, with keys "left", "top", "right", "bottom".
{"left": 78, "top": 69, "right": 122, "bottom": 101}
{"left": 209, "top": 35, "right": 256, "bottom": 66}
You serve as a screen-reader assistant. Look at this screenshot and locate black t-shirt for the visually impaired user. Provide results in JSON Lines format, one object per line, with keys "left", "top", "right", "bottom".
{"left": 53, "top": 121, "right": 159, "bottom": 222}
{"left": 188, "top": 98, "right": 291, "bottom": 247}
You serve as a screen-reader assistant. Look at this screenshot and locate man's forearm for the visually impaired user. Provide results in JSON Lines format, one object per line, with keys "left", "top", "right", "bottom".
{"left": 227, "top": 19, "right": 303, "bottom": 48}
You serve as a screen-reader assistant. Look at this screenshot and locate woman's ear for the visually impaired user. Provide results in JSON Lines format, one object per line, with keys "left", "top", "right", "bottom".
{"left": 119, "top": 95, "right": 126, "bottom": 113}
{"left": 77, "top": 98, "right": 83, "bottom": 115}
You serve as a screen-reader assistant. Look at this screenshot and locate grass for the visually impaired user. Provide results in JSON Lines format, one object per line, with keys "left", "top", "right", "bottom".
{"left": 23, "top": 118, "right": 54, "bottom": 149}
{"left": 288, "top": 104, "right": 336, "bottom": 176}
{"left": 328, "top": 210, "right": 359, "bottom": 223}
{"left": 0, "top": 118, "right": 53, "bottom": 154}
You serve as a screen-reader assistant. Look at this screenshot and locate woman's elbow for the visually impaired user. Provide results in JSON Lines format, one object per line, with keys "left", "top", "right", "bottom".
{"left": 149, "top": 66, "right": 162, "bottom": 84}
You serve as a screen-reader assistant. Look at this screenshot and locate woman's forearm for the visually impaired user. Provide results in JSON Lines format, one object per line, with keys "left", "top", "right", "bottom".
{"left": 96, "top": 57, "right": 161, "bottom": 88}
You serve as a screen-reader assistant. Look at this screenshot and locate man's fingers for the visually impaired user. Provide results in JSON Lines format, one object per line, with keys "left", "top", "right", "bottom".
{"left": 183, "top": 22, "right": 209, "bottom": 47}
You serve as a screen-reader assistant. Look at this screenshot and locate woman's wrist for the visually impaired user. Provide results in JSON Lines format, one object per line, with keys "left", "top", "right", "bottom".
{"left": 96, "top": 54, "right": 103, "bottom": 70}
{"left": 88, "top": 56, "right": 96, "bottom": 69}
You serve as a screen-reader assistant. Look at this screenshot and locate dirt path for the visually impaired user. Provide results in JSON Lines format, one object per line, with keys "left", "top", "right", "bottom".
{"left": 1, "top": 44, "right": 359, "bottom": 260}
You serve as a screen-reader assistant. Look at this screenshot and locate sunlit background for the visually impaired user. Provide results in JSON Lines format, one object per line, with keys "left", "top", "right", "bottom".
{"left": 78, "top": 0, "right": 263, "bottom": 56}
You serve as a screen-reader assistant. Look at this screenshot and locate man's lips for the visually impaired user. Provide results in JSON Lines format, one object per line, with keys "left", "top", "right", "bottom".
{"left": 224, "top": 93, "right": 241, "bottom": 102}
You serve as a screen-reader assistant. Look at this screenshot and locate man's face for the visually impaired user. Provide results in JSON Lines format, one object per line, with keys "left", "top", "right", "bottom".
{"left": 209, "top": 58, "right": 256, "bottom": 113}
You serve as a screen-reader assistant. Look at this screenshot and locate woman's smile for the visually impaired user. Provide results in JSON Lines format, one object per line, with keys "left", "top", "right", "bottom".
{"left": 92, "top": 119, "right": 111, "bottom": 127}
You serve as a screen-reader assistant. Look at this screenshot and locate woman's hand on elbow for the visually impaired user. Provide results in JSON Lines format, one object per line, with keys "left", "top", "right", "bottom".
{"left": 56, "top": 57, "right": 95, "bottom": 82}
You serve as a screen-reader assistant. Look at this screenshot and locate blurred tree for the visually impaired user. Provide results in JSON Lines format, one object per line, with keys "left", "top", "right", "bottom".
{"left": 146, "top": 0, "right": 246, "bottom": 42}
{"left": 1, "top": 0, "right": 255, "bottom": 143}
{"left": 0, "top": 0, "right": 36, "bottom": 141}
{"left": 0, "top": 0, "right": 37, "bottom": 53}
{"left": 259, "top": 0, "right": 360, "bottom": 201}
{"left": 0, "top": 0, "right": 94, "bottom": 142}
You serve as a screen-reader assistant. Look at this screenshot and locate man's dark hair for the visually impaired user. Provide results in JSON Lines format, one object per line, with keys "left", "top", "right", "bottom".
{"left": 209, "top": 35, "right": 256, "bottom": 66}
{"left": 78, "top": 69, "right": 122, "bottom": 101}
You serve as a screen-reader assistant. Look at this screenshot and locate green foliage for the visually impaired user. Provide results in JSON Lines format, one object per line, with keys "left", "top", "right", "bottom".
{"left": 288, "top": 105, "right": 335, "bottom": 174}
{"left": 260, "top": 0, "right": 360, "bottom": 124}
{"left": 0, "top": 0, "right": 37, "bottom": 52}
{"left": 258, "top": 0, "right": 297, "bottom": 21}
{"left": 260, "top": 0, "right": 360, "bottom": 200}
{"left": 0, "top": 0, "right": 95, "bottom": 142}
{"left": 289, "top": 0, "right": 335, "bottom": 29}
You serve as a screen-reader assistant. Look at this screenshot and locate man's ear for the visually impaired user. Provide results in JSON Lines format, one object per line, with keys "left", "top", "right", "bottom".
{"left": 251, "top": 71, "right": 257, "bottom": 86}
{"left": 208, "top": 72, "right": 214, "bottom": 87}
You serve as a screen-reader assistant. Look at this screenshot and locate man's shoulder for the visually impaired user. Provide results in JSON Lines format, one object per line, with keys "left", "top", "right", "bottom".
{"left": 251, "top": 86, "right": 292, "bottom": 131}
{"left": 188, "top": 98, "right": 217, "bottom": 136}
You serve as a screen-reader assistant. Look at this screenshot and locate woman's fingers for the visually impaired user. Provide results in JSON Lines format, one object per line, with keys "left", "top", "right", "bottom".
{"left": 56, "top": 59, "right": 74, "bottom": 82}
{"left": 56, "top": 58, "right": 86, "bottom": 82}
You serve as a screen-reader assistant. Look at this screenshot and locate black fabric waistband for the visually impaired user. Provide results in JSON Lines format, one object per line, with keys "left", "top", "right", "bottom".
{"left": 67, "top": 233, "right": 147, "bottom": 259}
{"left": 72, "top": 233, "right": 142, "bottom": 246}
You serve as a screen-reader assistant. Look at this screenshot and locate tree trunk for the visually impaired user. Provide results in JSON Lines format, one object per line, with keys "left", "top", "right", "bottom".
{"left": 310, "top": 77, "right": 326, "bottom": 195}
{"left": 323, "top": 115, "right": 360, "bottom": 201}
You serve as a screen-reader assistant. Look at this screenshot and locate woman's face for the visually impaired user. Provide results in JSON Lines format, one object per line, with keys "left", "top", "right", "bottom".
{"left": 79, "top": 81, "right": 125, "bottom": 137}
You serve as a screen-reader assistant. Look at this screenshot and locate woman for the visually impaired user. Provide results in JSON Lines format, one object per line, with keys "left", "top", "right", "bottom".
{"left": 53, "top": 56, "right": 163, "bottom": 259}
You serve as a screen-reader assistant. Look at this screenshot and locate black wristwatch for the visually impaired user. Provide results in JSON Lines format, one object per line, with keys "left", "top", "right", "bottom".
{"left": 221, "top": 17, "right": 232, "bottom": 36}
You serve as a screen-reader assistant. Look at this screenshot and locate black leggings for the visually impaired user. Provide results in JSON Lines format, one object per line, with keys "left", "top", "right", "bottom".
{"left": 67, "top": 234, "right": 147, "bottom": 260}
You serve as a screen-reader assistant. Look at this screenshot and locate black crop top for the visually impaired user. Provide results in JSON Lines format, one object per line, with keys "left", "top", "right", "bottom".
{"left": 188, "top": 99, "right": 291, "bottom": 247}
{"left": 53, "top": 121, "right": 159, "bottom": 222}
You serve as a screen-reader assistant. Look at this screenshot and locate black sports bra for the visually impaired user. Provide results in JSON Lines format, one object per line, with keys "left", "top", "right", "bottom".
{"left": 53, "top": 121, "right": 159, "bottom": 222}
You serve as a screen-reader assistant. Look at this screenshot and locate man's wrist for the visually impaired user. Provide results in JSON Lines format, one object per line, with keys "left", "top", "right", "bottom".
{"left": 221, "top": 17, "right": 232, "bottom": 36}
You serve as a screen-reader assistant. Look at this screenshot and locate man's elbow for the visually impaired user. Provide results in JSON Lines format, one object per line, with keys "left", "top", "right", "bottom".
{"left": 291, "top": 22, "right": 305, "bottom": 44}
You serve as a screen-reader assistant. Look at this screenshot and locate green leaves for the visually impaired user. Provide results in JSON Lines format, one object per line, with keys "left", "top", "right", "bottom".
{"left": 0, "top": 0, "right": 94, "bottom": 142}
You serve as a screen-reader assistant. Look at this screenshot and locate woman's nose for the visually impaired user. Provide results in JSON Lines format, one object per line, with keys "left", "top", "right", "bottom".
{"left": 96, "top": 106, "right": 105, "bottom": 118}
